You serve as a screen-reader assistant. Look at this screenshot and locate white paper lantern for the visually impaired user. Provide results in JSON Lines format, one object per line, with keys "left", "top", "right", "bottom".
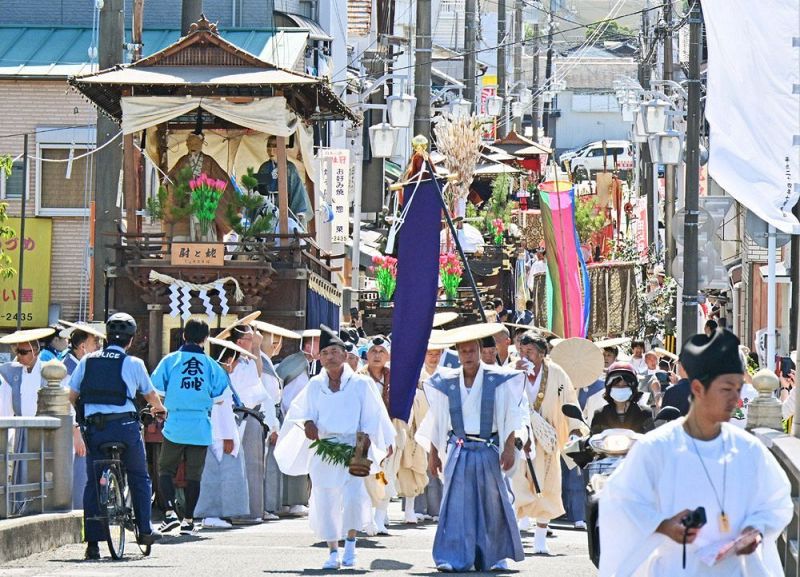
{"left": 387, "top": 93, "right": 416, "bottom": 128}
{"left": 368, "top": 122, "right": 399, "bottom": 158}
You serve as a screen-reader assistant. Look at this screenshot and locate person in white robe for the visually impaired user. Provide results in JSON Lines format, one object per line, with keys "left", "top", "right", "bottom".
{"left": 599, "top": 329, "right": 792, "bottom": 576}
{"left": 416, "top": 323, "right": 526, "bottom": 572}
{"left": 195, "top": 338, "right": 251, "bottom": 527}
{"left": 275, "top": 325, "right": 395, "bottom": 570}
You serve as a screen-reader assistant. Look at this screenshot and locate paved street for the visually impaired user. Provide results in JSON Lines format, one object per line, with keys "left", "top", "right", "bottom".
{"left": 4, "top": 505, "right": 597, "bottom": 576}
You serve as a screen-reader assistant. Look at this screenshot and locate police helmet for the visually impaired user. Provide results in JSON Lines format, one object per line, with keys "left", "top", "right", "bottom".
{"left": 106, "top": 313, "right": 137, "bottom": 339}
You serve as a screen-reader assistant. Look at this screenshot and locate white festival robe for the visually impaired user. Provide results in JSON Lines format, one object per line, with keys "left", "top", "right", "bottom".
{"left": 599, "top": 419, "right": 792, "bottom": 577}
{"left": 274, "top": 364, "right": 395, "bottom": 540}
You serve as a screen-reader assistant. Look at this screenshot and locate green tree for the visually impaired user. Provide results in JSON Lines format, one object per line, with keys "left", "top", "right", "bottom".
{"left": 585, "top": 20, "right": 636, "bottom": 42}
{"left": 147, "top": 166, "right": 194, "bottom": 238}
{"left": 0, "top": 156, "right": 19, "bottom": 279}
{"left": 574, "top": 197, "right": 606, "bottom": 244}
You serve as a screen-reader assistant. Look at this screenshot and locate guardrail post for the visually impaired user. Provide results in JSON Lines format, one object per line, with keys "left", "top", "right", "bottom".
{"left": 36, "top": 360, "right": 71, "bottom": 511}
{"left": 747, "top": 369, "right": 783, "bottom": 431}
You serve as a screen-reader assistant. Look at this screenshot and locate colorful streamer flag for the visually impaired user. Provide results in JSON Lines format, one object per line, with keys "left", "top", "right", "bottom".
{"left": 538, "top": 181, "right": 590, "bottom": 338}
{"left": 388, "top": 177, "right": 443, "bottom": 421}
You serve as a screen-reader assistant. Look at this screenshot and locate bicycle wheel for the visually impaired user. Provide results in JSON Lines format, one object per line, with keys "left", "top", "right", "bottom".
{"left": 104, "top": 468, "right": 126, "bottom": 560}
{"left": 125, "top": 483, "right": 151, "bottom": 556}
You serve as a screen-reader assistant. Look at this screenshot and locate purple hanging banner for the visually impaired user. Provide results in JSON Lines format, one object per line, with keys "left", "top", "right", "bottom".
{"left": 388, "top": 178, "right": 442, "bottom": 421}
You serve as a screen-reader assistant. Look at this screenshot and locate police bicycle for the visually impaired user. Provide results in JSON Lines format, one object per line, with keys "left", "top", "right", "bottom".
{"left": 87, "top": 408, "right": 159, "bottom": 560}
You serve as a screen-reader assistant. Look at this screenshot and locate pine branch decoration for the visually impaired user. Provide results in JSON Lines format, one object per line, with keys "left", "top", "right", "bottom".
{"left": 309, "top": 438, "right": 356, "bottom": 467}
{"left": 226, "top": 167, "right": 275, "bottom": 240}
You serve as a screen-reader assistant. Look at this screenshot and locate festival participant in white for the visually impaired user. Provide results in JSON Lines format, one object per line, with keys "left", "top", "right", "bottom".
{"left": 275, "top": 325, "right": 394, "bottom": 570}
{"left": 195, "top": 338, "right": 253, "bottom": 528}
{"left": 416, "top": 323, "right": 526, "bottom": 572}
{"left": 511, "top": 332, "right": 586, "bottom": 554}
{"left": 599, "top": 329, "right": 792, "bottom": 576}
{"left": 358, "top": 336, "right": 395, "bottom": 535}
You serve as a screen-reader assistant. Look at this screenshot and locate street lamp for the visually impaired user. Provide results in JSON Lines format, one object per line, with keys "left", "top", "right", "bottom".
{"left": 621, "top": 97, "right": 637, "bottom": 122}
{"left": 486, "top": 94, "right": 504, "bottom": 116}
{"left": 631, "top": 108, "right": 648, "bottom": 143}
{"left": 387, "top": 93, "right": 417, "bottom": 128}
{"left": 643, "top": 98, "right": 671, "bottom": 134}
{"left": 648, "top": 130, "right": 684, "bottom": 165}
{"left": 542, "top": 90, "right": 554, "bottom": 104}
{"left": 511, "top": 100, "right": 524, "bottom": 118}
{"left": 449, "top": 98, "right": 472, "bottom": 118}
{"left": 368, "top": 122, "right": 399, "bottom": 158}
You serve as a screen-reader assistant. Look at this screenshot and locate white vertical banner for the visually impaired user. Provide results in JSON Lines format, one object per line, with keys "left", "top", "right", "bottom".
{"left": 319, "top": 149, "right": 350, "bottom": 243}
{"left": 703, "top": 0, "right": 800, "bottom": 234}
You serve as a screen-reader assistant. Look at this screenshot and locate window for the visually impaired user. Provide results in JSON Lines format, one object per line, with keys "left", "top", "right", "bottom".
{"left": 35, "top": 126, "right": 96, "bottom": 217}
{"left": 0, "top": 160, "right": 24, "bottom": 200}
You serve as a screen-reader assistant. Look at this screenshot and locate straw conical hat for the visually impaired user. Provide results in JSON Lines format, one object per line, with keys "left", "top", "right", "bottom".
{"left": 215, "top": 311, "right": 262, "bottom": 340}
{"left": 207, "top": 336, "right": 256, "bottom": 360}
{"left": 551, "top": 338, "right": 605, "bottom": 389}
{"left": 429, "top": 323, "right": 506, "bottom": 346}
{"left": 58, "top": 320, "right": 106, "bottom": 340}
{"left": 0, "top": 327, "right": 56, "bottom": 345}
{"left": 432, "top": 312, "right": 460, "bottom": 328}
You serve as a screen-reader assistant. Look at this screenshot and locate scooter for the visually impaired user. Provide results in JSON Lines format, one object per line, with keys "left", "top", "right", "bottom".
{"left": 561, "top": 404, "right": 681, "bottom": 567}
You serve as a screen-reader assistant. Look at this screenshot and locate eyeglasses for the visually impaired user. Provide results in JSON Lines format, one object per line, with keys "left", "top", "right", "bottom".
{"left": 16, "top": 349, "right": 33, "bottom": 356}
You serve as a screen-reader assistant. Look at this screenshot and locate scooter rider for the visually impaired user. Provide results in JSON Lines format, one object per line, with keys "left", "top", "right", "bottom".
{"left": 69, "top": 313, "right": 166, "bottom": 560}
{"left": 589, "top": 362, "right": 655, "bottom": 436}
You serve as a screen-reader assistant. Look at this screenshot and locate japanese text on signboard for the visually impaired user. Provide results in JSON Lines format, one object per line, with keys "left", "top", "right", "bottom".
{"left": 171, "top": 243, "right": 225, "bottom": 266}
{"left": 319, "top": 149, "right": 350, "bottom": 244}
{"left": 0, "top": 218, "right": 52, "bottom": 328}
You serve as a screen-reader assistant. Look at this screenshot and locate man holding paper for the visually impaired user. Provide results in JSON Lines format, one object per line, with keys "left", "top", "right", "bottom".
{"left": 599, "top": 328, "right": 792, "bottom": 576}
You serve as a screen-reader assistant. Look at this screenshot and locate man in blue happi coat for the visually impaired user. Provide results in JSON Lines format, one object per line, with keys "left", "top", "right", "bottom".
{"left": 150, "top": 319, "right": 229, "bottom": 535}
{"left": 416, "top": 323, "right": 526, "bottom": 572}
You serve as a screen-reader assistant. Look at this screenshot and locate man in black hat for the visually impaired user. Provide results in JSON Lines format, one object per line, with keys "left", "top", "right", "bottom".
{"left": 599, "top": 329, "right": 792, "bottom": 575}
{"left": 274, "top": 325, "right": 394, "bottom": 570}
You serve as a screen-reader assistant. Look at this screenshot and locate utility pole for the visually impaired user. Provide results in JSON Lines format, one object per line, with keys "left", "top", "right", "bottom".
{"left": 542, "top": 0, "right": 554, "bottom": 137}
{"left": 414, "top": 0, "right": 432, "bottom": 139}
{"left": 464, "top": 0, "right": 477, "bottom": 106}
{"left": 92, "top": 0, "right": 123, "bottom": 320}
{"left": 512, "top": 0, "right": 523, "bottom": 133}
{"left": 497, "top": 0, "right": 507, "bottom": 137}
{"left": 531, "top": 22, "right": 540, "bottom": 139}
{"left": 181, "top": 0, "right": 203, "bottom": 34}
{"left": 680, "top": 1, "right": 703, "bottom": 344}
{"left": 663, "top": 1, "right": 675, "bottom": 277}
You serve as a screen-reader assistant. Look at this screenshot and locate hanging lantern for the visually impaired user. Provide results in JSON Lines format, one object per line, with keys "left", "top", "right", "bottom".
{"left": 449, "top": 98, "right": 472, "bottom": 118}
{"left": 387, "top": 93, "right": 416, "bottom": 128}
{"left": 648, "top": 130, "right": 683, "bottom": 165}
{"left": 368, "top": 123, "right": 399, "bottom": 158}
{"left": 542, "top": 90, "right": 554, "bottom": 104}
{"left": 643, "top": 98, "right": 671, "bottom": 134}
{"left": 486, "top": 94, "right": 504, "bottom": 116}
{"left": 511, "top": 100, "right": 524, "bottom": 118}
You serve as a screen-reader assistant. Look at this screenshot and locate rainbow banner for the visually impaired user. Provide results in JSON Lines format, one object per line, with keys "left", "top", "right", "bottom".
{"left": 538, "top": 181, "right": 590, "bottom": 338}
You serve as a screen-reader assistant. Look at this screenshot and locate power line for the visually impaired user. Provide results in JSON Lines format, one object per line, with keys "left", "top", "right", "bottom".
{"left": 346, "top": 1, "right": 670, "bottom": 82}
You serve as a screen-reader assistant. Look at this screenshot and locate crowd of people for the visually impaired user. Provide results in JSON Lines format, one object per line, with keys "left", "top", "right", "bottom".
{"left": 0, "top": 309, "right": 795, "bottom": 574}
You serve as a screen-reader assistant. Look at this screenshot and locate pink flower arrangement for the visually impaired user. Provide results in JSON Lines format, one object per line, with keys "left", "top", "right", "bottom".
{"left": 189, "top": 173, "right": 227, "bottom": 235}
{"left": 491, "top": 218, "right": 505, "bottom": 245}
{"left": 439, "top": 252, "right": 463, "bottom": 300}
{"left": 370, "top": 255, "right": 398, "bottom": 301}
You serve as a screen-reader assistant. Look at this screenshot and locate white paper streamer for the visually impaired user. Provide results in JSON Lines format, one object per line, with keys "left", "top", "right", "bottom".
{"left": 180, "top": 286, "right": 193, "bottom": 320}
{"left": 199, "top": 288, "right": 215, "bottom": 320}
{"left": 215, "top": 282, "right": 229, "bottom": 316}
{"left": 168, "top": 284, "right": 181, "bottom": 318}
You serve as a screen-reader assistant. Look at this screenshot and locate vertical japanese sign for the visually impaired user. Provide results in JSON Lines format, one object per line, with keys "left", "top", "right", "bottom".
{"left": 634, "top": 197, "right": 649, "bottom": 258}
{"left": 0, "top": 218, "right": 52, "bottom": 327}
{"left": 480, "top": 81, "right": 498, "bottom": 141}
{"left": 319, "top": 149, "right": 350, "bottom": 243}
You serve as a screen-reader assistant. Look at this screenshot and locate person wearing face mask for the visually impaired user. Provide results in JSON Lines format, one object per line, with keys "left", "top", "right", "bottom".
{"left": 590, "top": 362, "right": 654, "bottom": 436}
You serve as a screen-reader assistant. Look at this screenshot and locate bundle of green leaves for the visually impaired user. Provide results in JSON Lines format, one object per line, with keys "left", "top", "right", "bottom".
{"left": 309, "top": 438, "right": 356, "bottom": 467}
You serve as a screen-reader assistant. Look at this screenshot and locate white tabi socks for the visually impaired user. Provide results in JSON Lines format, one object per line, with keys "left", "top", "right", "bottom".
{"left": 374, "top": 507, "right": 389, "bottom": 535}
{"left": 533, "top": 525, "right": 550, "bottom": 555}
{"left": 322, "top": 550, "right": 340, "bottom": 570}
{"left": 342, "top": 538, "right": 357, "bottom": 568}
{"left": 404, "top": 497, "right": 418, "bottom": 524}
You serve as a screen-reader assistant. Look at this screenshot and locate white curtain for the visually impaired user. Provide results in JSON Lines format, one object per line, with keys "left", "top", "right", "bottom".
{"left": 124, "top": 95, "right": 318, "bottom": 186}
{"left": 704, "top": 0, "right": 800, "bottom": 234}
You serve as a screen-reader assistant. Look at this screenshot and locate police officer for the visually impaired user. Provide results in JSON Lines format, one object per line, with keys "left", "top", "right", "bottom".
{"left": 150, "top": 319, "right": 228, "bottom": 535}
{"left": 69, "top": 312, "right": 166, "bottom": 560}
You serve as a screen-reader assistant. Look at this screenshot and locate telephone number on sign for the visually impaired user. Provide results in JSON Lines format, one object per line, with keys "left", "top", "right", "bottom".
{"left": 5, "top": 313, "right": 33, "bottom": 321}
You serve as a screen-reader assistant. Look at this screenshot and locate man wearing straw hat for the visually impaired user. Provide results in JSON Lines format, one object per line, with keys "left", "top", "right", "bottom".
{"left": 416, "top": 323, "right": 526, "bottom": 572}
{"left": 512, "top": 331, "right": 587, "bottom": 555}
{"left": 0, "top": 326, "right": 56, "bottom": 515}
{"left": 195, "top": 337, "right": 257, "bottom": 527}
{"left": 69, "top": 313, "right": 166, "bottom": 560}
{"left": 218, "top": 312, "right": 274, "bottom": 523}
{"left": 150, "top": 319, "right": 229, "bottom": 535}
{"left": 58, "top": 320, "right": 105, "bottom": 510}
{"left": 275, "top": 325, "right": 394, "bottom": 570}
